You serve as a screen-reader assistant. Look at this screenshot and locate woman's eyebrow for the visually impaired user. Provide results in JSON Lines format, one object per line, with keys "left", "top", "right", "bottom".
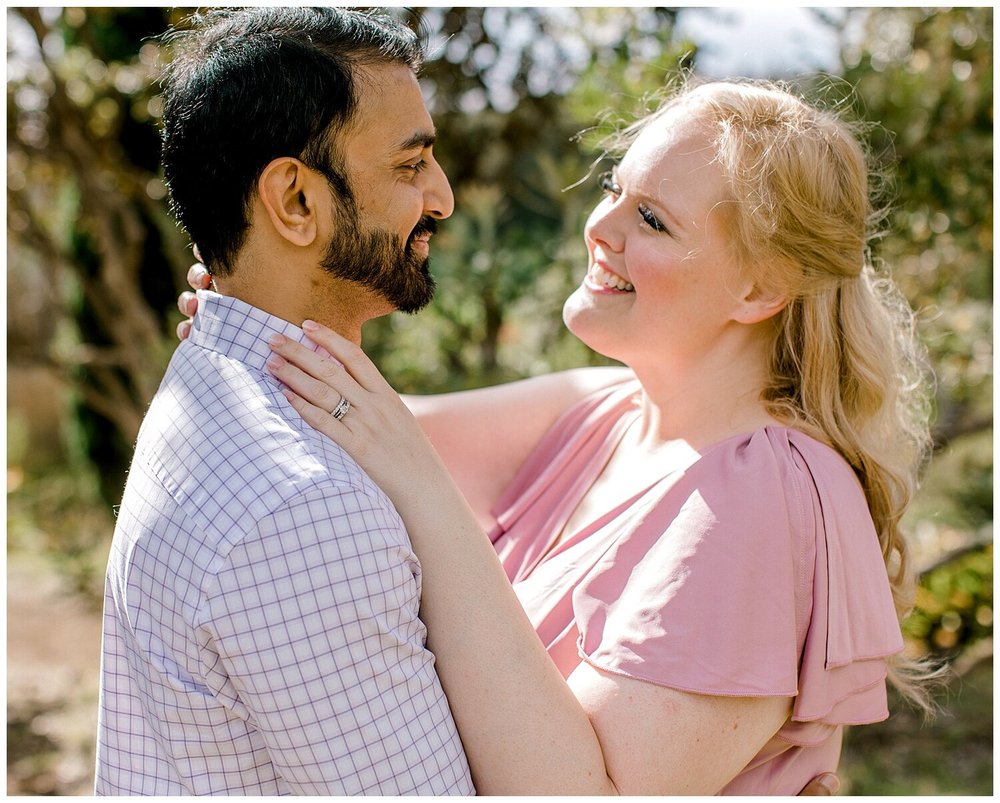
{"left": 640, "top": 184, "right": 686, "bottom": 231}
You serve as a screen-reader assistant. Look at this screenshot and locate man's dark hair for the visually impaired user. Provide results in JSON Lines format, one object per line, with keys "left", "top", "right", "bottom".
{"left": 160, "top": 7, "right": 423, "bottom": 275}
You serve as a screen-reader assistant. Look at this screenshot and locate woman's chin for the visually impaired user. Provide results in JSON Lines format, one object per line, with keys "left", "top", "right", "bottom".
{"left": 561, "top": 287, "right": 590, "bottom": 332}
{"left": 562, "top": 291, "right": 620, "bottom": 360}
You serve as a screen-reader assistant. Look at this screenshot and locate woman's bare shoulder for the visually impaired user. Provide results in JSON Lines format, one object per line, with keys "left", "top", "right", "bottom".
{"left": 404, "top": 366, "right": 634, "bottom": 527}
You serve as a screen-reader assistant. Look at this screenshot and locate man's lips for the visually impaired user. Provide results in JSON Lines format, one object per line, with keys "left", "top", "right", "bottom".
{"left": 408, "top": 217, "right": 437, "bottom": 254}
{"left": 410, "top": 233, "right": 431, "bottom": 256}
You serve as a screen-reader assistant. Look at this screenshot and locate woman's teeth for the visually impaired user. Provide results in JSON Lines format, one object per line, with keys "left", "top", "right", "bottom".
{"left": 591, "top": 265, "right": 634, "bottom": 292}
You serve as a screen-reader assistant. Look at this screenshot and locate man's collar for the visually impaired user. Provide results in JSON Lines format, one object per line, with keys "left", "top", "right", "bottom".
{"left": 188, "top": 290, "right": 329, "bottom": 374}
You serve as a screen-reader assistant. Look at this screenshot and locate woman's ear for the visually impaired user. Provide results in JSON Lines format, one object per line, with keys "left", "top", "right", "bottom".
{"left": 734, "top": 282, "right": 789, "bottom": 325}
{"left": 257, "top": 157, "right": 320, "bottom": 248}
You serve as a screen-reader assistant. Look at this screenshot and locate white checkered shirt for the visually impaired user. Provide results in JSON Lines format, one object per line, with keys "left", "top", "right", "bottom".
{"left": 95, "top": 291, "right": 474, "bottom": 795}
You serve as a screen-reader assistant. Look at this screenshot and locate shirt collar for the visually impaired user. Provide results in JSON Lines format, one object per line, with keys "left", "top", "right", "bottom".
{"left": 188, "top": 290, "right": 329, "bottom": 374}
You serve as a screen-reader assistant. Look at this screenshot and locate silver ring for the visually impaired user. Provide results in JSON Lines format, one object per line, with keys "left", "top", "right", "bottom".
{"left": 330, "top": 396, "right": 351, "bottom": 421}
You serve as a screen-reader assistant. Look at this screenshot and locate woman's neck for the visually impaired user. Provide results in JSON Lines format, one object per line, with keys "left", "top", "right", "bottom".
{"left": 626, "top": 337, "right": 779, "bottom": 453}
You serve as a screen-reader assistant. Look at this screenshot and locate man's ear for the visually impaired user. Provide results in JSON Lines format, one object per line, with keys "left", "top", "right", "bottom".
{"left": 257, "top": 157, "right": 322, "bottom": 248}
{"left": 733, "top": 282, "right": 789, "bottom": 325}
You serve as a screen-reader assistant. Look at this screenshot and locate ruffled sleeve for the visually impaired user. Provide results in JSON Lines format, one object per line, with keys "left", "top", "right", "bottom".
{"left": 573, "top": 428, "right": 903, "bottom": 746}
{"left": 782, "top": 433, "right": 905, "bottom": 744}
{"left": 489, "top": 379, "right": 640, "bottom": 548}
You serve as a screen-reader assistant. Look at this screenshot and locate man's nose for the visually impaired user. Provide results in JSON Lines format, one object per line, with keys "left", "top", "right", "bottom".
{"left": 424, "top": 159, "right": 455, "bottom": 220}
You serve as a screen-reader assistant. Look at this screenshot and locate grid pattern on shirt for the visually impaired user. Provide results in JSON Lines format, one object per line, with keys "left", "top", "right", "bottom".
{"left": 95, "top": 291, "right": 473, "bottom": 796}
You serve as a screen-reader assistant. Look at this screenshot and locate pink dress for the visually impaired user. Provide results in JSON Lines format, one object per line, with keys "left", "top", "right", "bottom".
{"left": 489, "top": 380, "right": 904, "bottom": 795}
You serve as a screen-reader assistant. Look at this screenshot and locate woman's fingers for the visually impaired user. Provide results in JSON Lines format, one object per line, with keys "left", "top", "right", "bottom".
{"left": 268, "top": 334, "right": 349, "bottom": 387}
{"left": 282, "top": 388, "right": 351, "bottom": 442}
{"left": 187, "top": 262, "right": 211, "bottom": 291}
{"left": 300, "top": 320, "right": 387, "bottom": 391}
{"left": 267, "top": 340, "right": 362, "bottom": 416}
{"left": 267, "top": 354, "right": 345, "bottom": 414}
{"left": 176, "top": 264, "right": 208, "bottom": 344}
{"left": 177, "top": 290, "right": 199, "bottom": 318}
{"left": 271, "top": 324, "right": 428, "bottom": 495}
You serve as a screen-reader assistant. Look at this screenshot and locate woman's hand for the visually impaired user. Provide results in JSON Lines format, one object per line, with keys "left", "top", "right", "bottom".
{"left": 266, "top": 320, "right": 446, "bottom": 502}
{"left": 176, "top": 261, "right": 212, "bottom": 340}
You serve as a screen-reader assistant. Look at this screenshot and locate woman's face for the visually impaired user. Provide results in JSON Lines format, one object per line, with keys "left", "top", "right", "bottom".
{"left": 563, "top": 102, "right": 754, "bottom": 371}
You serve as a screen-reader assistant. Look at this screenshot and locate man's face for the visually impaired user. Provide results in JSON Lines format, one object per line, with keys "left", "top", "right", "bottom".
{"left": 320, "top": 196, "right": 439, "bottom": 315}
{"left": 320, "top": 64, "right": 454, "bottom": 314}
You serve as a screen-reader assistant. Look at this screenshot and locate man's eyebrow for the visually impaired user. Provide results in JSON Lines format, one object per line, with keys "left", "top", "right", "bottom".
{"left": 393, "top": 130, "right": 436, "bottom": 153}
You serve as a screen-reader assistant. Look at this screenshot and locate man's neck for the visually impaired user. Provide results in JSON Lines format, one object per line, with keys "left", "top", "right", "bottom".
{"left": 210, "top": 270, "right": 372, "bottom": 346}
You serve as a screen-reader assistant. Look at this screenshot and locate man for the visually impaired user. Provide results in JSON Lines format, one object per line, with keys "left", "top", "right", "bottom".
{"left": 95, "top": 8, "right": 471, "bottom": 794}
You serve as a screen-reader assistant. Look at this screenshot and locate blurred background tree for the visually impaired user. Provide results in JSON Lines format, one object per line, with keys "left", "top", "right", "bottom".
{"left": 835, "top": 4, "right": 993, "bottom": 652}
{"left": 8, "top": 7, "right": 190, "bottom": 504}
{"left": 6, "top": 6, "right": 991, "bottom": 795}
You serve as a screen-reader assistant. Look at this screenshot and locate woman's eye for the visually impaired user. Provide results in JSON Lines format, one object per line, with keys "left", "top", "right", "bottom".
{"left": 598, "top": 171, "right": 620, "bottom": 196}
{"left": 639, "top": 204, "right": 667, "bottom": 233}
{"left": 599, "top": 171, "right": 668, "bottom": 234}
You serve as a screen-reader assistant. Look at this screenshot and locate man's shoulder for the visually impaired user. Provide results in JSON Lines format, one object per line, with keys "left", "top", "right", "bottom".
{"left": 129, "top": 343, "right": 395, "bottom": 548}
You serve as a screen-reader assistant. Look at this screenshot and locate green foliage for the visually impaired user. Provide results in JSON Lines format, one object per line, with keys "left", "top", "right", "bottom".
{"left": 832, "top": 7, "right": 994, "bottom": 672}
{"left": 906, "top": 544, "right": 993, "bottom": 653}
{"left": 839, "top": 7, "right": 993, "bottom": 439}
{"left": 8, "top": 7, "right": 192, "bottom": 503}
{"left": 841, "top": 660, "right": 992, "bottom": 794}
{"left": 7, "top": 467, "right": 112, "bottom": 608}
{"left": 894, "top": 428, "right": 993, "bottom": 667}
{"left": 908, "top": 428, "right": 994, "bottom": 532}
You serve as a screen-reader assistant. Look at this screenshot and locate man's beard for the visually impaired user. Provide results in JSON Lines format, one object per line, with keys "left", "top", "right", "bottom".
{"left": 320, "top": 203, "right": 437, "bottom": 314}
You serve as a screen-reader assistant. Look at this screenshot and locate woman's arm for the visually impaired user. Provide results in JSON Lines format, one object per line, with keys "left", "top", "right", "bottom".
{"left": 568, "top": 663, "right": 790, "bottom": 794}
{"left": 372, "top": 449, "right": 790, "bottom": 794}
{"left": 176, "top": 260, "right": 631, "bottom": 528}
{"left": 266, "top": 323, "right": 791, "bottom": 794}
{"left": 399, "top": 367, "right": 632, "bottom": 529}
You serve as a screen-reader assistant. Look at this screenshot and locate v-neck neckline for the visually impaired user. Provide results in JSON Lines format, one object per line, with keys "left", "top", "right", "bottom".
{"left": 525, "top": 407, "right": 698, "bottom": 575}
{"left": 522, "top": 415, "right": 786, "bottom": 578}
{"left": 492, "top": 377, "right": 794, "bottom": 584}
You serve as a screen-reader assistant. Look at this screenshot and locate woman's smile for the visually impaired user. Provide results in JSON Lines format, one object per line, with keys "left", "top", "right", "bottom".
{"left": 585, "top": 262, "right": 635, "bottom": 293}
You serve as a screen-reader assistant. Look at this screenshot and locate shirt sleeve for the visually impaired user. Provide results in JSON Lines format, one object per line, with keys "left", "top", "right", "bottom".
{"left": 193, "top": 483, "right": 471, "bottom": 795}
{"left": 572, "top": 428, "right": 903, "bottom": 744}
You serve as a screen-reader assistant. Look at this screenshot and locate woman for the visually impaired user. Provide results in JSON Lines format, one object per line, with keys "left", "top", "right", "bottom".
{"left": 180, "top": 80, "right": 932, "bottom": 794}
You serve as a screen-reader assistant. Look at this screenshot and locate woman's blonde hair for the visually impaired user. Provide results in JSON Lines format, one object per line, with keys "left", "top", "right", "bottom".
{"left": 612, "top": 79, "right": 936, "bottom": 709}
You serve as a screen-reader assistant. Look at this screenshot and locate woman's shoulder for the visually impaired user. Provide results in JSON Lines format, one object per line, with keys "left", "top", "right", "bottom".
{"left": 572, "top": 425, "right": 819, "bottom": 698}
{"left": 696, "top": 424, "right": 846, "bottom": 470}
{"left": 688, "top": 425, "right": 868, "bottom": 516}
{"left": 669, "top": 425, "right": 876, "bottom": 610}
{"left": 574, "top": 422, "right": 901, "bottom": 717}
{"left": 692, "top": 426, "right": 903, "bottom": 719}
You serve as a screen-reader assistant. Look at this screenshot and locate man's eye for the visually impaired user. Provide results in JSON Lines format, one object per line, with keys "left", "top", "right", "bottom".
{"left": 406, "top": 159, "right": 429, "bottom": 174}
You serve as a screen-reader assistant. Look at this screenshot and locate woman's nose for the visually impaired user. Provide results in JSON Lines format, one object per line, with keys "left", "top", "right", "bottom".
{"left": 585, "top": 199, "right": 624, "bottom": 253}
